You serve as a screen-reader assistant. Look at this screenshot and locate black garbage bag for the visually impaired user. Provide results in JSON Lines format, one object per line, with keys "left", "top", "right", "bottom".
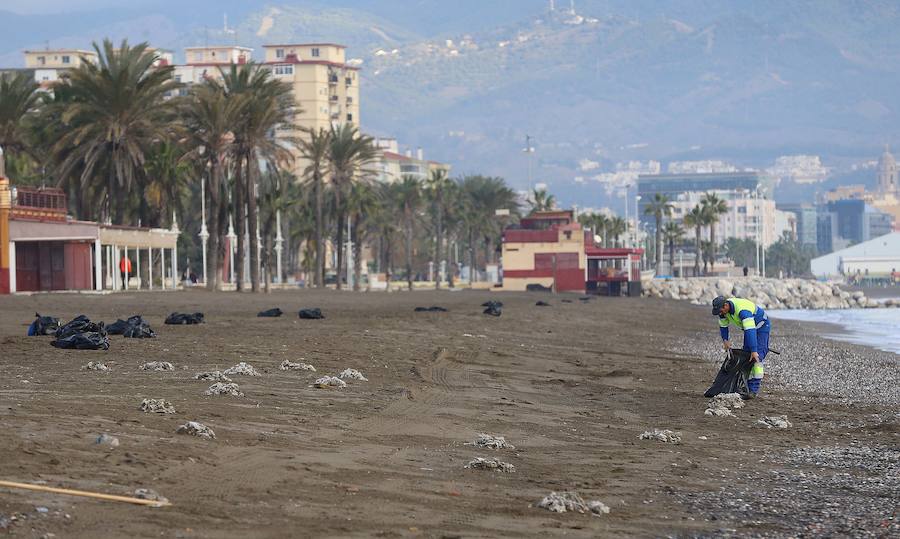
{"left": 483, "top": 304, "right": 502, "bottom": 317}
{"left": 704, "top": 349, "right": 754, "bottom": 399}
{"left": 526, "top": 284, "right": 552, "bottom": 293}
{"left": 105, "top": 318, "right": 130, "bottom": 335}
{"left": 165, "top": 312, "right": 204, "bottom": 325}
{"left": 561, "top": 299, "right": 573, "bottom": 303}
{"left": 51, "top": 331, "right": 110, "bottom": 350}
{"left": 299, "top": 308, "right": 325, "bottom": 320}
{"left": 120, "top": 315, "right": 156, "bottom": 338}
{"left": 56, "top": 315, "right": 104, "bottom": 339}
{"left": 579, "top": 296, "right": 593, "bottom": 301}
{"left": 414, "top": 306, "right": 448, "bottom": 312}
{"left": 535, "top": 301, "right": 551, "bottom": 307}
{"left": 481, "top": 301, "right": 503, "bottom": 308}
{"left": 28, "top": 313, "right": 60, "bottom": 336}
{"left": 257, "top": 308, "right": 284, "bottom": 317}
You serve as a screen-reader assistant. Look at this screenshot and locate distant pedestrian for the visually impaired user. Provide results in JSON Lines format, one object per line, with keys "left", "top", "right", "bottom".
{"left": 743, "top": 266, "right": 749, "bottom": 277}
{"left": 119, "top": 256, "right": 132, "bottom": 286}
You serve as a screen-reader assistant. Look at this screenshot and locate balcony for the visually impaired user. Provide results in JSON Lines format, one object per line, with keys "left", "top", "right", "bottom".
{"left": 328, "top": 75, "right": 338, "bottom": 84}
{"left": 329, "top": 95, "right": 339, "bottom": 103}
{"left": 345, "top": 77, "right": 353, "bottom": 86}
{"left": 346, "top": 96, "right": 353, "bottom": 104}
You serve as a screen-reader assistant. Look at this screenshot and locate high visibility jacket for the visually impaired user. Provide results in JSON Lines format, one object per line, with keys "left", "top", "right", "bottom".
{"left": 119, "top": 257, "right": 132, "bottom": 273}
{"left": 718, "top": 297, "right": 769, "bottom": 353}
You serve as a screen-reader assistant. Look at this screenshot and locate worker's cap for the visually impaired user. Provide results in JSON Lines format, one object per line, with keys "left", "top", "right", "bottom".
{"left": 711, "top": 296, "right": 727, "bottom": 315}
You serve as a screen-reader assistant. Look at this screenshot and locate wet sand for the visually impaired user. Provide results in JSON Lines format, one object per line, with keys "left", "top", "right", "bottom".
{"left": 0, "top": 290, "right": 896, "bottom": 538}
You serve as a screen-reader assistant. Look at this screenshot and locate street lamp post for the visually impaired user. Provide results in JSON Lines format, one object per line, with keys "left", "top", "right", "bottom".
{"left": 634, "top": 194, "right": 642, "bottom": 249}
{"left": 274, "top": 209, "right": 284, "bottom": 284}
{"left": 227, "top": 214, "right": 237, "bottom": 284}
{"left": 678, "top": 249, "right": 684, "bottom": 278}
{"left": 624, "top": 187, "right": 629, "bottom": 248}
{"left": 199, "top": 175, "right": 209, "bottom": 285}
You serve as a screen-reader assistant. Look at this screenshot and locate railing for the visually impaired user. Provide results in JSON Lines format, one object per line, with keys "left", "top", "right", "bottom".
{"left": 13, "top": 186, "right": 67, "bottom": 211}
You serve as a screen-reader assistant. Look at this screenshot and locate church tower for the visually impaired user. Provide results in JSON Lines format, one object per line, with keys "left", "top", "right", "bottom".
{"left": 877, "top": 145, "right": 898, "bottom": 193}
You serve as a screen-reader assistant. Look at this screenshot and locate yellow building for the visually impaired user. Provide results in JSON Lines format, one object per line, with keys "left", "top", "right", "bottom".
{"left": 23, "top": 49, "right": 97, "bottom": 87}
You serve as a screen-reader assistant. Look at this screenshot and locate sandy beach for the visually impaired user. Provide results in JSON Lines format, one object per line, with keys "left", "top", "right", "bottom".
{"left": 0, "top": 290, "right": 897, "bottom": 538}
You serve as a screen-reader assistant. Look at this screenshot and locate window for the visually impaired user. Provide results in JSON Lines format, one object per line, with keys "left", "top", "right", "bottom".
{"left": 311, "top": 47, "right": 320, "bottom": 57}
{"left": 211, "top": 51, "right": 216, "bottom": 57}
{"left": 273, "top": 64, "right": 293, "bottom": 75}
{"left": 37, "top": 56, "right": 46, "bottom": 65}
{"left": 346, "top": 113, "right": 353, "bottom": 122}
{"left": 276, "top": 48, "right": 285, "bottom": 58}
{"left": 61, "top": 55, "right": 71, "bottom": 64}
{"left": 175, "top": 75, "right": 182, "bottom": 83}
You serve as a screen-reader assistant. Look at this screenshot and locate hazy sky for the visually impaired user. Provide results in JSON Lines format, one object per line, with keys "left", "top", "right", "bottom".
{"left": 0, "top": 0, "right": 154, "bottom": 14}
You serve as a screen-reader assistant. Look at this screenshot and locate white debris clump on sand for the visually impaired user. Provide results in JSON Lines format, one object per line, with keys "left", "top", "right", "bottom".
{"left": 280, "top": 360, "right": 316, "bottom": 372}
{"left": 176, "top": 421, "right": 215, "bottom": 439}
{"left": 705, "top": 393, "right": 745, "bottom": 417}
{"left": 194, "top": 371, "right": 232, "bottom": 382}
{"left": 313, "top": 376, "right": 347, "bottom": 389}
{"left": 536, "top": 491, "right": 610, "bottom": 516}
{"left": 223, "top": 362, "right": 261, "bottom": 376}
{"left": 466, "top": 457, "right": 515, "bottom": 472}
{"left": 95, "top": 433, "right": 119, "bottom": 447}
{"left": 757, "top": 415, "right": 792, "bottom": 429}
{"left": 470, "top": 433, "right": 515, "bottom": 450}
{"left": 639, "top": 429, "right": 682, "bottom": 443}
{"left": 205, "top": 382, "right": 243, "bottom": 397}
{"left": 133, "top": 488, "right": 169, "bottom": 505}
{"left": 82, "top": 361, "right": 109, "bottom": 371}
{"left": 139, "top": 398, "right": 175, "bottom": 414}
{"left": 338, "top": 368, "right": 368, "bottom": 381}
{"left": 140, "top": 361, "right": 174, "bottom": 371}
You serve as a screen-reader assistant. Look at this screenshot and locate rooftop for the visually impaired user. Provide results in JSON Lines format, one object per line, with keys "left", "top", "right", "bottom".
{"left": 263, "top": 43, "right": 346, "bottom": 49}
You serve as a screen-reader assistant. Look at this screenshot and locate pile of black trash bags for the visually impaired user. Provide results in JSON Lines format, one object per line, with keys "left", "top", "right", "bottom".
{"left": 482, "top": 300, "right": 502, "bottom": 317}
{"left": 28, "top": 313, "right": 59, "bottom": 336}
{"left": 106, "top": 315, "right": 156, "bottom": 338}
{"left": 50, "top": 315, "right": 110, "bottom": 350}
{"left": 165, "top": 312, "right": 205, "bottom": 325}
{"left": 704, "top": 349, "right": 754, "bottom": 399}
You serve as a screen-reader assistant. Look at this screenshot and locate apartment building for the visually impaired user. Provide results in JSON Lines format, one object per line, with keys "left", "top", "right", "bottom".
{"left": 666, "top": 189, "right": 789, "bottom": 248}
{"left": 21, "top": 49, "right": 97, "bottom": 86}
{"left": 372, "top": 139, "right": 451, "bottom": 183}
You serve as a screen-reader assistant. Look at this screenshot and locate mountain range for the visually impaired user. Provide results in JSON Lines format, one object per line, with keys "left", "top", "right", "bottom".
{"left": 3, "top": 0, "right": 900, "bottom": 208}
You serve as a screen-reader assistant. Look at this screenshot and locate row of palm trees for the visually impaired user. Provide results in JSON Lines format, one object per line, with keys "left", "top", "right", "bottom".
{"left": 644, "top": 192, "right": 729, "bottom": 276}
{"left": 0, "top": 39, "right": 522, "bottom": 291}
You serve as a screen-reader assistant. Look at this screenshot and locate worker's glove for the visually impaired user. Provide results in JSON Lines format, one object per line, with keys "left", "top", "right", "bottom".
{"left": 750, "top": 352, "right": 760, "bottom": 363}
{"left": 722, "top": 340, "right": 731, "bottom": 352}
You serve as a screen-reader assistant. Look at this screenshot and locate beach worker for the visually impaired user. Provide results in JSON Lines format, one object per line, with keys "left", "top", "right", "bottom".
{"left": 119, "top": 255, "right": 132, "bottom": 285}
{"left": 711, "top": 295, "right": 770, "bottom": 396}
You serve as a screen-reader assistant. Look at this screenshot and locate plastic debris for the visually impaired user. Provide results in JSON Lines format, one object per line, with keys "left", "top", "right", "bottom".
{"left": 757, "top": 415, "right": 792, "bottom": 429}
{"left": 164, "top": 312, "right": 204, "bottom": 325}
{"left": 51, "top": 332, "right": 110, "bottom": 350}
{"left": 194, "top": 371, "right": 232, "bottom": 382}
{"left": 536, "top": 491, "right": 610, "bottom": 516}
{"left": 95, "top": 433, "right": 119, "bottom": 448}
{"left": 465, "top": 457, "right": 515, "bottom": 472}
{"left": 176, "top": 421, "right": 215, "bottom": 439}
{"left": 299, "top": 308, "right": 325, "bottom": 320}
{"left": 223, "top": 362, "right": 261, "bottom": 377}
{"left": 140, "top": 361, "right": 174, "bottom": 371}
{"left": 139, "top": 398, "right": 175, "bottom": 414}
{"left": 280, "top": 360, "right": 316, "bottom": 372}
{"left": 470, "top": 433, "right": 515, "bottom": 450}
{"left": 257, "top": 308, "right": 283, "bottom": 317}
{"left": 312, "top": 376, "right": 347, "bottom": 389}
{"left": 82, "top": 361, "right": 109, "bottom": 372}
{"left": 414, "top": 306, "right": 448, "bottom": 312}
{"left": 106, "top": 315, "right": 155, "bottom": 338}
{"left": 28, "top": 313, "right": 59, "bottom": 336}
{"left": 535, "top": 301, "right": 551, "bottom": 307}
{"left": 639, "top": 429, "right": 682, "bottom": 443}
{"left": 133, "top": 488, "right": 168, "bottom": 505}
{"left": 338, "top": 368, "right": 368, "bottom": 381}
{"left": 205, "top": 382, "right": 243, "bottom": 397}
{"left": 55, "top": 315, "right": 104, "bottom": 339}
{"left": 482, "top": 301, "right": 502, "bottom": 316}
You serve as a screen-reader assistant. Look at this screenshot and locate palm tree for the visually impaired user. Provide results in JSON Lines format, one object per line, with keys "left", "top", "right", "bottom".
{"left": 297, "top": 127, "right": 330, "bottom": 288}
{"left": 373, "top": 181, "right": 400, "bottom": 291}
{"left": 643, "top": 193, "right": 673, "bottom": 273}
{"left": 663, "top": 222, "right": 684, "bottom": 276}
{"left": 142, "top": 140, "right": 190, "bottom": 228}
{"left": 50, "top": 39, "right": 180, "bottom": 223}
{"left": 220, "top": 63, "right": 298, "bottom": 292}
{"left": 426, "top": 168, "right": 451, "bottom": 289}
{"left": 528, "top": 188, "right": 556, "bottom": 212}
{"left": 701, "top": 192, "right": 729, "bottom": 273}
{"left": 682, "top": 205, "right": 706, "bottom": 277}
{"left": 181, "top": 81, "right": 242, "bottom": 290}
{"left": 328, "top": 123, "right": 377, "bottom": 290}
{"left": 396, "top": 175, "right": 422, "bottom": 290}
{"left": 347, "top": 180, "right": 380, "bottom": 291}
{"left": 258, "top": 167, "right": 298, "bottom": 292}
{"left": 0, "top": 72, "right": 40, "bottom": 165}
{"left": 607, "top": 216, "right": 627, "bottom": 247}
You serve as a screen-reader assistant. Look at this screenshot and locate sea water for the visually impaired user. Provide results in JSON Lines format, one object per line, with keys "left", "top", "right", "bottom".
{"left": 771, "top": 307, "right": 900, "bottom": 355}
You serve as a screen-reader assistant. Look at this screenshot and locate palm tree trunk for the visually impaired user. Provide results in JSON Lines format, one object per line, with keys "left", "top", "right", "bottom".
{"left": 694, "top": 226, "right": 701, "bottom": 277}
{"left": 235, "top": 161, "right": 246, "bottom": 291}
{"left": 405, "top": 210, "right": 414, "bottom": 291}
{"left": 669, "top": 240, "right": 675, "bottom": 277}
{"left": 445, "top": 233, "right": 454, "bottom": 288}
{"left": 469, "top": 227, "right": 476, "bottom": 284}
{"left": 335, "top": 183, "right": 344, "bottom": 290}
{"left": 206, "top": 161, "right": 221, "bottom": 291}
{"left": 709, "top": 225, "right": 716, "bottom": 274}
{"left": 314, "top": 172, "right": 325, "bottom": 288}
{"left": 385, "top": 233, "right": 393, "bottom": 292}
{"left": 263, "top": 233, "right": 272, "bottom": 294}
{"left": 247, "top": 153, "right": 261, "bottom": 293}
{"left": 435, "top": 198, "right": 443, "bottom": 290}
{"left": 352, "top": 216, "right": 363, "bottom": 292}
{"left": 654, "top": 215, "right": 662, "bottom": 271}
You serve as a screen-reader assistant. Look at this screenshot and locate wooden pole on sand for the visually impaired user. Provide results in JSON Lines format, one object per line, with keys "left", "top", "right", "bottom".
{"left": 0, "top": 480, "right": 171, "bottom": 507}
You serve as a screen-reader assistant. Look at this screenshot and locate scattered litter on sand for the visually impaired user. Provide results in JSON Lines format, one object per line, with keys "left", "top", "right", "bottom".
{"left": 194, "top": 371, "right": 232, "bottom": 382}
{"left": 280, "top": 360, "right": 316, "bottom": 372}
{"left": 482, "top": 301, "right": 502, "bottom": 316}
{"left": 82, "top": 361, "right": 109, "bottom": 372}
{"left": 133, "top": 488, "right": 168, "bottom": 504}
{"left": 223, "top": 362, "right": 261, "bottom": 377}
{"left": 298, "top": 308, "right": 325, "bottom": 320}
{"left": 139, "top": 398, "right": 175, "bottom": 414}
{"left": 165, "top": 312, "right": 204, "bottom": 325}
{"left": 465, "top": 457, "right": 515, "bottom": 472}
{"left": 257, "top": 308, "right": 283, "bottom": 317}
{"left": 312, "top": 376, "right": 347, "bottom": 389}
{"left": 176, "top": 421, "right": 215, "bottom": 439}
{"left": 28, "top": 313, "right": 59, "bottom": 336}
{"left": 535, "top": 301, "right": 551, "bottom": 307}
{"left": 205, "top": 382, "right": 243, "bottom": 397}
{"left": 140, "top": 361, "right": 174, "bottom": 371}
{"left": 704, "top": 392, "right": 745, "bottom": 416}
{"left": 107, "top": 315, "right": 155, "bottom": 338}
{"left": 470, "top": 433, "right": 515, "bottom": 450}
{"left": 414, "top": 306, "right": 448, "bottom": 312}
{"left": 638, "top": 429, "right": 682, "bottom": 443}
{"left": 338, "top": 368, "right": 368, "bottom": 381}
{"left": 536, "top": 491, "right": 610, "bottom": 516}
{"left": 758, "top": 415, "right": 792, "bottom": 429}
{"left": 95, "top": 433, "right": 119, "bottom": 447}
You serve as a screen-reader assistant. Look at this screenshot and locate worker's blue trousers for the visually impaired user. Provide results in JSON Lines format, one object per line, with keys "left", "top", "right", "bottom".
{"left": 743, "top": 324, "right": 770, "bottom": 395}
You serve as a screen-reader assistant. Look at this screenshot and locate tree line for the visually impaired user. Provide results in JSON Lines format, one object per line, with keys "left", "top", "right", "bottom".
{"left": 0, "top": 39, "right": 523, "bottom": 291}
